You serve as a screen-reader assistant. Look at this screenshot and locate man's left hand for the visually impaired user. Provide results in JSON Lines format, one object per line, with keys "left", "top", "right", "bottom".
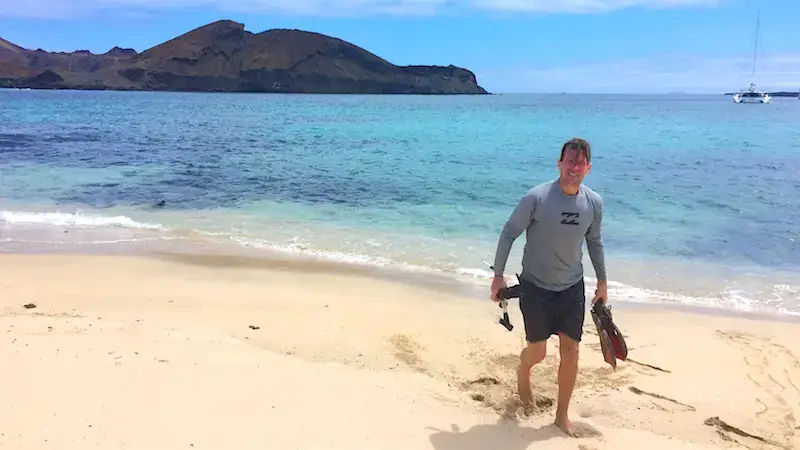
{"left": 592, "top": 280, "right": 608, "bottom": 305}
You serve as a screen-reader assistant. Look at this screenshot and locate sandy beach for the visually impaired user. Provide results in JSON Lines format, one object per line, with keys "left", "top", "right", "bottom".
{"left": 1, "top": 252, "right": 799, "bottom": 450}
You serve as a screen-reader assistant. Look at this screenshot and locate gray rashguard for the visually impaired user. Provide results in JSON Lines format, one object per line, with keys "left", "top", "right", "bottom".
{"left": 493, "top": 180, "right": 607, "bottom": 292}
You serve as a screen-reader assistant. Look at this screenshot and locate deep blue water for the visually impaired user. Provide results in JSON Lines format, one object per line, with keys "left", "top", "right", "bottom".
{"left": 1, "top": 89, "right": 798, "bottom": 315}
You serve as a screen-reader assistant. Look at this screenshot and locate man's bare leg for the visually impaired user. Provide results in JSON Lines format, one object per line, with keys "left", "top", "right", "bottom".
{"left": 518, "top": 340, "right": 547, "bottom": 410}
{"left": 554, "top": 333, "right": 580, "bottom": 436}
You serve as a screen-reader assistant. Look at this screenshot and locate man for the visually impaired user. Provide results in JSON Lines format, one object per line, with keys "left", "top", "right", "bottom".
{"left": 490, "top": 137, "right": 607, "bottom": 437}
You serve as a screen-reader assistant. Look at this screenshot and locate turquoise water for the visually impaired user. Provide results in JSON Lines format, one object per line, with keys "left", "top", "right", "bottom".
{"left": 1, "top": 89, "right": 798, "bottom": 315}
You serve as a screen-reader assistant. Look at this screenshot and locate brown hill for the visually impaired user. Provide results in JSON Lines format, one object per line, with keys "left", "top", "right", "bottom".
{"left": 0, "top": 37, "right": 32, "bottom": 79}
{"left": 0, "top": 20, "right": 488, "bottom": 94}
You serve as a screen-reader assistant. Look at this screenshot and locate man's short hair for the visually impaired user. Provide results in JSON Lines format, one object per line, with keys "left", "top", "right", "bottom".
{"left": 560, "top": 138, "right": 591, "bottom": 164}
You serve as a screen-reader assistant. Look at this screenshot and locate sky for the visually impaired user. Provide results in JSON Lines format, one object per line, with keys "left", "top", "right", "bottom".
{"left": 0, "top": 0, "right": 798, "bottom": 93}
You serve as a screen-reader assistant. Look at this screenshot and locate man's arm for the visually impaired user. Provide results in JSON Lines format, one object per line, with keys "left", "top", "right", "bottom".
{"left": 492, "top": 191, "right": 537, "bottom": 277}
{"left": 585, "top": 195, "right": 607, "bottom": 283}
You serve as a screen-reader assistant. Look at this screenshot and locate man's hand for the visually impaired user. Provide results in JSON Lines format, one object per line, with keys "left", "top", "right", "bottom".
{"left": 592, "top": 280, "right": 608, "bottom": 305}
{"left": 490, "top": 275, "right": 507, "bottom": 302}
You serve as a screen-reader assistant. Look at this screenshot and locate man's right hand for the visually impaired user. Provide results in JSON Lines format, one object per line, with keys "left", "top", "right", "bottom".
{"left": 490, "top": 275, "right": 507, "bottom": 302}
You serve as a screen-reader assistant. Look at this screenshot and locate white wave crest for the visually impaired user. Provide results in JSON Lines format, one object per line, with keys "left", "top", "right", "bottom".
{"left": 1, "top": 210, "right": 164, "bottom": 230}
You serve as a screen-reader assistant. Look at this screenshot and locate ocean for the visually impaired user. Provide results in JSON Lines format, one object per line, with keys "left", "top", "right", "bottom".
{"left": 1, "top": 89, "right": 798, "bottom": 316}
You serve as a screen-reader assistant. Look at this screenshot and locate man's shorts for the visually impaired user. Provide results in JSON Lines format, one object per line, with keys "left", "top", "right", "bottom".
{"left": 518, "top": 276, "right": 586, "bottom": 343}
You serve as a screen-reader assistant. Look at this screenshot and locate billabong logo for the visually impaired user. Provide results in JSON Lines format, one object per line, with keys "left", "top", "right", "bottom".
{"left": 561, "top": 212, "right": 579, "bottom": 225}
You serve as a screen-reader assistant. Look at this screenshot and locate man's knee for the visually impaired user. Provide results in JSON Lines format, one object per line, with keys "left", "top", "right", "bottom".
{"left": 558, "top": 333, "right": 580, "bottom": 360}
{"left": 521, "top": 340, "right": 547, "bottom": 368}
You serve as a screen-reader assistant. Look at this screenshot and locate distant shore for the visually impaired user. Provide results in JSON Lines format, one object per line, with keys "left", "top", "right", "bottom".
{"left": 3, "top": 86, "right": 796, "bottom": 96}
{"left": 0, "top": 85, "right": 492, "bottom": 95}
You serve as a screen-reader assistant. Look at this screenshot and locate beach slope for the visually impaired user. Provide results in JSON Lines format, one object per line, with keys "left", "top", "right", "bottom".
{"left": 1, "top": 253, "right": 798, "bottom": 449}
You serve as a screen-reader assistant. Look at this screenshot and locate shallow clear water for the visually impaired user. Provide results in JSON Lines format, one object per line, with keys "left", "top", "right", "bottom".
{"left": 1, "top": 89, "right": 798, "bottom": 315}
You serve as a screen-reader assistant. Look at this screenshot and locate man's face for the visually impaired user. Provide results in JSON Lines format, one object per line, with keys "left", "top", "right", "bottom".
{"left": 558, "top": 148, "right": 591, "bottom": 185}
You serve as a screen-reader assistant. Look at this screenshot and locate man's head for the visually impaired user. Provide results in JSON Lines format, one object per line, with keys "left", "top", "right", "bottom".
{"left": 557, "top": 138, "right": 592, "bottom": 188}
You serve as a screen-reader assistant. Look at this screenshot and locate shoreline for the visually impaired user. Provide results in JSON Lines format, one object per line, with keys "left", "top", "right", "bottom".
{"left": 123, "top": 248, "right": 800, "bottom": 324}
{"left": 151, "top": 248, "right": 800, "bottom": 324}
{"left": 4, "top": 239, "right": 799, "bottom": 324}
{"left": 2, "top": 197, "right": 797, "bottom": 316}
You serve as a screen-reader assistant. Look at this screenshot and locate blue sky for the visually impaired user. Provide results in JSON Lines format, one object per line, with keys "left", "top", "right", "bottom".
{"left": 1, "top": 0, "right": 798, "bottom": 93}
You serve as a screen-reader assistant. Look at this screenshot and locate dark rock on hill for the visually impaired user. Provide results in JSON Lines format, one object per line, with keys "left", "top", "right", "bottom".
{"left": 0, "top": 20, "right": 488, "bottom": 94}
{"left": 107, "top": 47, "right": 138, "bottom": 57}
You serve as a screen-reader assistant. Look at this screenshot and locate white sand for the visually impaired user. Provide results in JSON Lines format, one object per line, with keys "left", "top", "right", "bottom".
{"left": 1, "top": 253, "right": 798, "bottom": 449}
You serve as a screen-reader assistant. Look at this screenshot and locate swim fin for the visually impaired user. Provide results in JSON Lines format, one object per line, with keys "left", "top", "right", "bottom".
{"left": 590, "top": 300, "right": 628, "bottom": 369}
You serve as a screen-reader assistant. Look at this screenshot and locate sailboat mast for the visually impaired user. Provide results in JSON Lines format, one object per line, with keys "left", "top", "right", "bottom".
{"left": 751, "top": 10, "right": 760, "bottom": 79}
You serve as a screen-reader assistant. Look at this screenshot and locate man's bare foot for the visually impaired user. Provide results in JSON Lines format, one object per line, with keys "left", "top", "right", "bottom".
{"left": 518, "top": 389, "right": 533, "bottom": 406}
{"left": 517, "top": 385, "right": 536, "bottom": 416}
{"left": 518, "top": 394, "right": 535, "bottom": 416}
{"left": 554, "top": 415, "right": 576, "bottom": 437}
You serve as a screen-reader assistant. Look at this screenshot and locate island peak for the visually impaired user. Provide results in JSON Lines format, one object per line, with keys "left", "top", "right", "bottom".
{"left": 1, "top": 20, "right": 487, "bottom": 94}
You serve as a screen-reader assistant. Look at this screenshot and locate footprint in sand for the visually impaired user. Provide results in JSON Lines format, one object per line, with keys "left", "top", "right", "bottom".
{"left": 569, "top": 421, "right": 603, "bottom": 439}
{"left": 714, "top": 328, "right": 800, "bottom": 445}
{"left": 388, "top": 334, "right": 427, "bottom": 373}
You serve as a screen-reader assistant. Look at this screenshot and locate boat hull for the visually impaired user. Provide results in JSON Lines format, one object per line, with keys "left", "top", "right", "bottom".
{"left": 733, "top": 93, "right": 771, "bottom": 103}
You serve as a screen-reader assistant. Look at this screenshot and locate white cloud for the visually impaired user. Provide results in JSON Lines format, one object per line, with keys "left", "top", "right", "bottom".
{"left": 0, "top": 0, "right": 442, "bottom": 18}
{"left": 469, "top": 0, "right": 717, "bottom": 14}
{"left": 93, "top": 0, "right": 449, "bottom": 15}
{"left": 0, "top": 0, "right": 717, "bottom": 18}
{"left": 478, "top": 53, "right": 800, "bottom": 93}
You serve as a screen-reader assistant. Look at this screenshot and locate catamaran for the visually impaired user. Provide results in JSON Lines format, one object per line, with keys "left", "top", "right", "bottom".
{"left": 732, "top": 11, "right": 771, "bottom": 104}
{"left": 733, "top": 82, "right": 771, "bottom": 104}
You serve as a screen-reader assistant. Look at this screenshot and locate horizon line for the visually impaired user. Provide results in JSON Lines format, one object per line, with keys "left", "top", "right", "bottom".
{"left": 5, "top": 87, "right": 799, "bottom": 96}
